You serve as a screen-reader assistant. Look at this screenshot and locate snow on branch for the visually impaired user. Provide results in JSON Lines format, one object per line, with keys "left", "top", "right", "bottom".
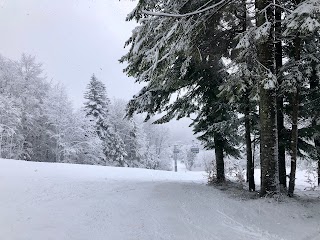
{"left": 141, "top": 0, "right": 230, "bottom": 18}
{"left": 283, "top": 0, "right": 320, "bottom": 37}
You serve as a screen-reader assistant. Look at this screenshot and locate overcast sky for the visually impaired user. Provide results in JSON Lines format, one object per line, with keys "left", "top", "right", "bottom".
{"left": 0, "top": 0, "right": 139, "bottom": 107}
{"left": 0, "top": 0, "right": 196, "bottom": 143}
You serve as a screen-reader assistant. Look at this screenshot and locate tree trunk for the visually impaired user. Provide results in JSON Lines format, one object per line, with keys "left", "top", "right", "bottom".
{"left": 275, "top": 4, "right": 286, "bottom": 191}
{"left": 309, "top": 58, "right": 320, "bottom": 186}
{"left": 310, "top": 59, "right": 320, "bottom": 186}
{"left": 315, "top": 138, "right": 320, "bottom": 186}
{"left": 318, "top": 155, "right": 320, "bottom": 185}
{"left": 240, "top": 0, "right": 255, "bottom": 191}
{"left": 256, "top": 0, "right": 279, "bottom": 196}
{"left": 214, "top": 133, "right": 225, "bottom": 182}
{"left": 277, "top": 96, "right": 286, "bottom": 190}
{"left": 288, "top": 35, "right": 301, "bottom": 197}
{"left": 245, "top": 91, "right": 255, "bottom": 191}
{"left": 241, "top": 0, "right": 254, "bottom": 188}
{"left": 288, "top": 88, "right": 299, "bottom": 197}
{"left": 259, "top": 87, "right": 279, "bottom": 196}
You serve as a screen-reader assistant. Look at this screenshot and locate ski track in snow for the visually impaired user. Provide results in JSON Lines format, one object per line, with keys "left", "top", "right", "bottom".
{"left": 0, "top": 159, "right": 320, "bottom": 240}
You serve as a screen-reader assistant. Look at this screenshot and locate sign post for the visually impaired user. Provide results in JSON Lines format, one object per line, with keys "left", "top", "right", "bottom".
{"left": 173, "top": 145, "right": 179, "bottom": 172}
{"left": 191, "top": 140, "right": 199, "bottom": 154}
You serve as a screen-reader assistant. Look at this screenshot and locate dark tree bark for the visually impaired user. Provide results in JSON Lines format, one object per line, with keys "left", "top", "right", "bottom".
{"left": 275, "top": 3, "right": 287, "bottom": 191}
{"left": 277, "top": 96, "right": 286, "bottom": 191}
{"left": 288, "top": 88, "right": 299, "bottom": 197}
{"left": 259, "top": 88, "right": 279, "bottom": 196}
{"left": 240, "top": 0, "right": 255, "bottom": 191}
{"left": 214, "top": 133, "right": 225, "bottom": 182}
{"left": 318, "top": 155, "right": 320, "bottom": 185}
{"left": 256, "top": 0, "right": 279, "bottom": 196}
{"left": 310, "top": 61, "right": 320, "bottom": 186}
{"left": 245, "top": 98, "right": 255, "bottom": 191}
{"left": 288, "top": 35, "right": 301, "bottom": 197}
{"left": 315, "top": 138, "right": 320, "bottom": 186}
{"left": 244, "top": 86, "right": 255, "bottom": 191}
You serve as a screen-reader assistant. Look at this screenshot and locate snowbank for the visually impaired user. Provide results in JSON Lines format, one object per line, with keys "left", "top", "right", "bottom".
{"left": 0, "top": 159, "right": 319, "bottom": 240}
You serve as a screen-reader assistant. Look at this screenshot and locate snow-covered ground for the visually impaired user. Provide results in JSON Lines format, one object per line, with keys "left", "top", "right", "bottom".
{"left": 1, "top": 159, "right": 320, "bottom": 240}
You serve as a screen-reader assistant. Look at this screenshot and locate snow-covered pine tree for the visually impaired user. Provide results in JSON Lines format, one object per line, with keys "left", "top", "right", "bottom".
{"left": 84, "top": 74, "right": 110, "bottom": 138}
{"left": 62, "top": 109, "right": 104, "bottom": 165}
{"left": 185, "top": 149, "right": 196, "bottom": 171}
{"left": 42, "top": 83, "right": 103, "bottom": 164}
{"left": 125, "top": 120, "right": 140, "bottom": 166}
{"left": 102, "top": 126, "right": 127, "bottom": 167}
{"left": 84, "top": 74, "right": 127, "bottom": 166}
{"left": 188, "top": 58, "right": 241, "bottom": 182}
{"left": 122, "top": 0, "right": 243, "bottom": 182}
{"left": 282, "top": 0, "right": 320, "bottom": 194}
{"left": 109, "top": 99, "right": 144, "bottom": 167}
{"left": 123, "top": 0, "right": 320, "bottom": 194}
{"left": 141, "top": 121, "right": 172, "bottom": 171}
{"left": 219, "top": 0, "right": 259, "bottom": 191}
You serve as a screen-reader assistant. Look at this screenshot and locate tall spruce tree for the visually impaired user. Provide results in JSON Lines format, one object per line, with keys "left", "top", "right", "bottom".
{"left": 122, "top": 0, "right": 242, "bottom": 182}
{"left": 275, "top": 0, "right": 286, "bottom": 192}
{"left": 123, "top": 0, "right": 320, "bottom": 194}
{"left": 283, "top": 0, "right": 320, "bottom": 194}
{"left": 84, "top": 74, "right": 127, "bottom": 166}
{"left": 223, "top": 0, "right": 259, "bottom": 191}
{"left": 255, "top": 0, "right": 280, "bottom": 196}
{"left": 109, "top": 99, "right": 143, "bottom": 167}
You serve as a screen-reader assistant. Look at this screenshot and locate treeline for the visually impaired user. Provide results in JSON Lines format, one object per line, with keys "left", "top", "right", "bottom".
{"left": 121, "top": 0, "right": 320, "bottom": 196}
{"left": 0, "top": 54, "right": 171, "bottom": 170}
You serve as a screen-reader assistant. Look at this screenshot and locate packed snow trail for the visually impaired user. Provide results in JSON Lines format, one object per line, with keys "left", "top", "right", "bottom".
{"left": 0, "top": 159, "right": 319, "bottom": 240}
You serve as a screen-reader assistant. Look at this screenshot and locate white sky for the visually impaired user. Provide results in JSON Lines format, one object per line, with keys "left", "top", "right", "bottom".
{"left": 0, "top": 0, "right": 139, "bottom": 107}
{"left": 0, "top": 0, "right": 196, "bottom": 143}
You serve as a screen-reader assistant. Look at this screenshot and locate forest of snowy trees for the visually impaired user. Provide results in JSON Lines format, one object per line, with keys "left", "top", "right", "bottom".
{"left": 121, "top": 0, "right": 320, "bottom": 196}
{"left": 0, "top": 54, "right": 173, "bottom": 170}
{"left": 0, "top": 0, "right": 319, "bottom": 199}
{"left": 2, "top": 1, "right": 320, "bottom": 239}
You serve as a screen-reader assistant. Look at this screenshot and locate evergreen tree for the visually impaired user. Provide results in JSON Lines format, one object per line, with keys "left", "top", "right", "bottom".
{"left": 122, "top": 0, "right": 242, "bottom": 182}
{"left": 122, "top": 0, "right": 320, "bottom": 195}
{"left": 84, "top": 74, "right": 110, "bottom": 138}
{"left": 221, "top": 1, "right": 259, "bottom": 191}
{"left": 250, "top": 0, "right": 279, "bottom": 196}
{"left": 282, "top": 0, "right": 320, "bottom": 194}
{"left": 84, "top": 74, "right": 127, "bottom": 166}
{"left": 109, "top": 99, "right": 143, "bottom": 167}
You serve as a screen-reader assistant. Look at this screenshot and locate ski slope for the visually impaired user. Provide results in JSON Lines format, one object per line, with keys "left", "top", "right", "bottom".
{"left": 0, "top": 159, "right": 319, "bottom": 240}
